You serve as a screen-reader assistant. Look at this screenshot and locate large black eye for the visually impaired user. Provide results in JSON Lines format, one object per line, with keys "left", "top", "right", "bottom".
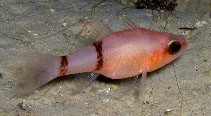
{"left": 168, "top": 40, "right": 181, "bottom": 55}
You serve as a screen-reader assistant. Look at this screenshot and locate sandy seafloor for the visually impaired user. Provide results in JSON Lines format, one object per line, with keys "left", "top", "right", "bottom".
{"left": 0, "top": 0, "right": 210, "bottom": 116}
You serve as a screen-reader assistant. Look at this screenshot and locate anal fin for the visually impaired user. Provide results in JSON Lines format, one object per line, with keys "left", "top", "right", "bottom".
{"left": 71, "top": 72, "right": 100, "bottom": 95}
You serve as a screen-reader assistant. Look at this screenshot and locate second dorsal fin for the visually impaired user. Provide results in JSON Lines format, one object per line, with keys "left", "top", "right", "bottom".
{"left": 121, "top": 18, "right": 139, "bottom": 29}
{"left": 90, "top": 18, "right": 113, "bottom": 40}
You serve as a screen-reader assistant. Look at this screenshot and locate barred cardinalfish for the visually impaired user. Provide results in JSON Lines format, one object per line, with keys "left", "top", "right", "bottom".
{"left": 11, "top": 19, "right": 186, "bottom": 95}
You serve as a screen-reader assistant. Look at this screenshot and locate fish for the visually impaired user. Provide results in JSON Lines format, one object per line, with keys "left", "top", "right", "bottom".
{"left": 9, "top": 18, "right": 187, "bottom": 96}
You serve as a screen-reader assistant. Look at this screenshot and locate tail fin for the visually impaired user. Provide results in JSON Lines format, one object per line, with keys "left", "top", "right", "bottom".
{"left": 7, "top": 53, "right": 61, "bottom": 96}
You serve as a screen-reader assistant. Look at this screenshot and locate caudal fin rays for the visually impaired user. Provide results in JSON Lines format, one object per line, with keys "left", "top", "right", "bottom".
{"left": 8, "top": 53, "right": 61, "bottom": 96}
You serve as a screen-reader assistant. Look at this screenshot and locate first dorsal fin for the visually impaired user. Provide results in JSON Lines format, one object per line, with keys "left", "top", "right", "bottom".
{"left": 90, "top": 18, "right": 113, "bottom": 40}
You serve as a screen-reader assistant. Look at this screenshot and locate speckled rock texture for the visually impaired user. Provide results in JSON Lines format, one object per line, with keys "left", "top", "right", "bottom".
{"left": 0, "top": 0, "right": 210, "bottom": 116}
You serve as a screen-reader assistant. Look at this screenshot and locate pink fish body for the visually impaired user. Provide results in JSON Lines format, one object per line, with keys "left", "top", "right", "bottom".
{"left": 11, "top": 19, "right": 186, "bottom": 95}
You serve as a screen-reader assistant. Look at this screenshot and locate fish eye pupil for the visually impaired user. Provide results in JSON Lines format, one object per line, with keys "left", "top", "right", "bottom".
{"left": 168, "top": 40, "right": 181, "bottom": 55}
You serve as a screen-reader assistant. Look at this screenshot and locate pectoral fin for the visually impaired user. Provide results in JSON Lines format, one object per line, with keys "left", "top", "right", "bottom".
{"left": 117, "top": 72, "right": 148, "bottom": 100}
{"left": 134, "top": 72, "right": 147, "bottom": 100}
{"left": 117, "top": 75, "right": 140, "bottom": 97}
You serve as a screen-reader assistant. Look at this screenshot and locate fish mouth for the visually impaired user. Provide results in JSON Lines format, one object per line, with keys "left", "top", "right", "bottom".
{"left": 181, "top": 39, "right": 187, "bottom": 50}
{"left": 175, "top": 35, "right": 187, "bottom": 52}
{"left": 178, "top": 39, "right": 187, "bottom": 56}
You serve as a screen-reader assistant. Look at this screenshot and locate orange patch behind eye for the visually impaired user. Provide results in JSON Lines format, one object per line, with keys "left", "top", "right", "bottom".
{"left": 149, "top": 52, "right": 159, "bottom": 69}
